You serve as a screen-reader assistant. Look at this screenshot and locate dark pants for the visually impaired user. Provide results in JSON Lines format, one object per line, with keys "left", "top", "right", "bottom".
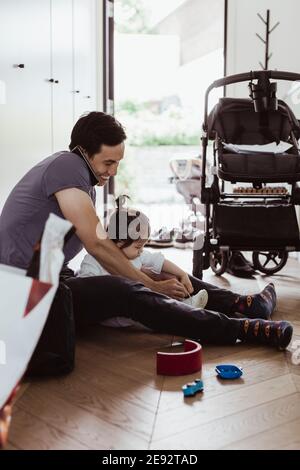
{"left": 65, "top": 274, "right": 242, "bottom": 345}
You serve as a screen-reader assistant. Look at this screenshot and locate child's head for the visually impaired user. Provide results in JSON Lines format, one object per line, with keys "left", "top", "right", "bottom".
{"left": 107, "top": 195, "right": 151, "bottom": 260}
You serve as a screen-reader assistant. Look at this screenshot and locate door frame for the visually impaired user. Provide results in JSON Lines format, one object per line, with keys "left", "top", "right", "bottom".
{"left": 103, "top": 0, "right": 115, "bottom": 222}
{"left": 224, "top": 0, "right": 228, "bottom": 95}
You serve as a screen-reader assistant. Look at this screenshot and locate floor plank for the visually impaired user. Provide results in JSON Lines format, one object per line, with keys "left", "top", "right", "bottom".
{"left": 152, "top": 374, "right": 297, "bottom": 442}
{"left": 222, "top": 414, "right": 300, "bottom": 450}
{"left": 8, "top": 408, "right": 90, "bottom": 450}
{"left": 16, "top": 385, "right": 148, "bottom": 450}
{"left": 151, "top": 392, "right": 300, "bottom": 450}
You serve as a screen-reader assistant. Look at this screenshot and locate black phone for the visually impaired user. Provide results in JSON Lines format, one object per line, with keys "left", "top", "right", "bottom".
{"left": 71, "top": 145, "right": 99, "bottom": 186}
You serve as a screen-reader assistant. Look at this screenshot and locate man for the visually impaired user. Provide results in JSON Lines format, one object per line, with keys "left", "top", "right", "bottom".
{"left": 0, "top": 112, "right": 293, "bottom": 373}
{"left": 0, "top": 112, "right": 186, "bottom": 299}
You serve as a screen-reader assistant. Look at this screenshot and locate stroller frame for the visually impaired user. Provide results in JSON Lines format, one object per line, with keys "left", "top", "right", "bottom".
{"left": 193, "top": 70, "right": 300, "bottom": 279}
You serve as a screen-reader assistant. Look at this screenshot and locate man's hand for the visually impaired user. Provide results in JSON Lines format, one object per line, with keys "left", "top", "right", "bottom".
{"left": 178, "top": 272, "right": 194, "bottom": 296}
{"left": 153, "top": 278, "right": 188, "bottom": 300}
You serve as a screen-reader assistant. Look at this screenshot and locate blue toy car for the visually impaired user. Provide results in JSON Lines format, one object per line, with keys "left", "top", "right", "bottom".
{"left": 182, "top": 379, "right": 204, "bottom": 397}
{"left": 215, "top": 364, "right": 243, "bottom": 380}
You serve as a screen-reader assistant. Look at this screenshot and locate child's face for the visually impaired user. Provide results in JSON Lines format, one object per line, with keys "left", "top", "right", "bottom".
{"left": 119, "top": 239, "right": 147, "bottom": 260}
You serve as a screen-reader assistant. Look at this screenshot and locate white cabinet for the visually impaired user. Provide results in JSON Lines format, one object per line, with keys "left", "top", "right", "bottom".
{"left": 50, "top": 0, "right": 98, "bottom": 152}
{"left": 0, "top": 0, "right": 100, "bottom": 206}
{"left": 51, "top": 0, "right": 74, "bottom": 152}
{"left": 0, "top": 0, "right": 52, "bottom": 201}
{"left": 73, "top": 0, "right": 97, "bottom": 121}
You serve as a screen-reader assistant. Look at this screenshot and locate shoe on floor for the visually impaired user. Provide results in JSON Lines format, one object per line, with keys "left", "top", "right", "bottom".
{"left": 173, "top": 228, "right": 197, "bottom": 249}
{"left": 145, "top": 227, "right": 175, "bottom": 248}
{"left": 226, "top": 251, "right": 257, "bottom": 278}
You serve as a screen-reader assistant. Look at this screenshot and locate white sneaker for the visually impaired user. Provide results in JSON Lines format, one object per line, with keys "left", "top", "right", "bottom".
{"left": 183, "top": 289, "right": 208, "bottom": 309}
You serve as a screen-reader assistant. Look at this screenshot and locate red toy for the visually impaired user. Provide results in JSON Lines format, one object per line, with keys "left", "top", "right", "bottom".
{"left": 156, "top": 339, "right": 202, "bottom": 376}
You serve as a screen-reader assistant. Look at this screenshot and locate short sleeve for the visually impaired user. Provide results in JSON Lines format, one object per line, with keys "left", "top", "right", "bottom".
{"left": 43, "top": 153, "right": 92, "bottom": 198}
{"left": 140, "top": 250, "right": 165, "bottom": 274}
{"left": 78, "top": 253, "right": 106, "bottom": 277}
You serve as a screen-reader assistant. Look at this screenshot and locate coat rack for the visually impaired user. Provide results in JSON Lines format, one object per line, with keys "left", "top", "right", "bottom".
{"left": 256, "top": 10, "right": 280, "bottom": 70}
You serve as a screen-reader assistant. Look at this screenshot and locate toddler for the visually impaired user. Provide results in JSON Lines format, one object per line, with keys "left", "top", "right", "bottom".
{"left": 78, "top": 196, "right": 208, "bottom": 328}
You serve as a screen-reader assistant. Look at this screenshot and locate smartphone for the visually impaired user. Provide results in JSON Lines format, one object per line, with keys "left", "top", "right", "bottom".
{"left": 71, "top": 146, "right": 99, "bottom": 185}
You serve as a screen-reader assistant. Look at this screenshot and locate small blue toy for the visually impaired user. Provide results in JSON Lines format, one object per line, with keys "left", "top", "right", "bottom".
{"left": 215, "top": 364, "right": 243, "bottom": 380}
{"left": 182, "top": 379, "right": 204, "bottom": 397}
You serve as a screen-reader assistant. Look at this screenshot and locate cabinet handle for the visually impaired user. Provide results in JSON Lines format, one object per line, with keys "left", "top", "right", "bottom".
{"left": 48, "top": 78, "right": 54, "bottom": 83}
{"left": 86, "top": 95, "right": 91, "bottom": 99}
{"left": 14, "top": 63, "right": 25, "bottom": 68}
{"left": 54, "top": 80, "right": 59, "bottom": 84}
{"left": 73, "top": 90, "right": 80, "bottom": 93}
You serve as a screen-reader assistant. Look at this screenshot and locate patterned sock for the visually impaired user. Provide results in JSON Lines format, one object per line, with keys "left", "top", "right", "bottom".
{"left": 231, "top": 283, "right": 276, "bottom": 320}
{"left": 238, "top": 318, "right": 293, "bottom": 350}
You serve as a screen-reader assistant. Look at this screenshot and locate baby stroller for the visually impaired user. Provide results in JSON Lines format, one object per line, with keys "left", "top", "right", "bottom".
{"left": 193, "top": 70, "right": 300, "bottom": 279}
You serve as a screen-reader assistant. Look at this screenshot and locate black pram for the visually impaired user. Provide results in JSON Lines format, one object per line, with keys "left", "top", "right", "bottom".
{"left": 193, "top": 70, "right": 300, "bottom": 279}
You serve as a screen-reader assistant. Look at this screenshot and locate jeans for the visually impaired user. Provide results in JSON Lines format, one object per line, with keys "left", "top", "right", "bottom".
{"left": 65, "top": 273, "right": 242, "bottom": 345}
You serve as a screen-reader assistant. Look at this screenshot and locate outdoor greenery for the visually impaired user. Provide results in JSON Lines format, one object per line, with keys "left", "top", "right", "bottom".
{"left": 115, "top": 0, "right": 151, "bottom": 33}
{"left": 116, "top": 100, "right": 200, "bottom": 147}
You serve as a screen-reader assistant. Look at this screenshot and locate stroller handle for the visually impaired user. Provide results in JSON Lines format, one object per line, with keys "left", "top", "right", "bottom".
{"left": 201, "top": 70, "right": 300, "bottom": 202}
{"left": 204, "top": 70, "right": 300, "bottom": 126}
{"left": 212, "top": 70, "right": 300, "bottom": 90}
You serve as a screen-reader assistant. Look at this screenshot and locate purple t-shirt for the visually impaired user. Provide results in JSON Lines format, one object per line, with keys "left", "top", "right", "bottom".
{"left": 0, "top": 151, "right": 96, "bottom": 269}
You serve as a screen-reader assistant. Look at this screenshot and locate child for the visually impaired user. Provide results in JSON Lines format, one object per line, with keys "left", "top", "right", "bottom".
{"left": 78, "top": 196, "right": 208, "bottom": 328}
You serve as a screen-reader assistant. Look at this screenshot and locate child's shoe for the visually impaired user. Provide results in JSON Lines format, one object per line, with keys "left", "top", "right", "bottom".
{"left": 193, "top": 289, "right": 208, "bottom": 309}
{"left": 183, "top": 289, "right": 208, "bottom": 309}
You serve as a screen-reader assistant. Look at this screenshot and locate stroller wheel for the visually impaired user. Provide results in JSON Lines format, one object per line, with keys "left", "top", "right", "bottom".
{"left": 209, "top": 250, "right": 228, "bottom": 276}
{"left": 252, "top": 251, "right": 288, "bottom": 275}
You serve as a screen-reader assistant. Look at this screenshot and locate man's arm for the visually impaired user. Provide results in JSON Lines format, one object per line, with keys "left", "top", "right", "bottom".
{"left": 55, "top": 188, "right": 187, "bottom": 299}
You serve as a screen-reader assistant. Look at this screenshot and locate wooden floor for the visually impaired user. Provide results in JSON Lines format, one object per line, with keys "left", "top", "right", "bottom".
{"left": 6, "top": 250, "right": 300, "bottom": 450}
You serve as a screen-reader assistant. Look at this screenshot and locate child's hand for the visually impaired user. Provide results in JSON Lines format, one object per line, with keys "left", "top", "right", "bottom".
{"left": 179, "top": 272, "right": 194, "bottom": 295}
{"left": 154, "top": 279, "right": 187, "bottom": 300}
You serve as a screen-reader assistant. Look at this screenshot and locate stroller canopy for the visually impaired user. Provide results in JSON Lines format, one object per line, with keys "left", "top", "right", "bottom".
{"left": 207, "top": 98, "right": 300, "bottom": 145}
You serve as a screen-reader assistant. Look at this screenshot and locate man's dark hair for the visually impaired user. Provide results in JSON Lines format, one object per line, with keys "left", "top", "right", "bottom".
{"left": 69, "top": 111, "right": 127, "bottom": 156}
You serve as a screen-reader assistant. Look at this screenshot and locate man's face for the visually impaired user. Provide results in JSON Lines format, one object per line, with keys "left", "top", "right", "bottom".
{"left": 89, "top": 142, "right": 125, "bottom": 186}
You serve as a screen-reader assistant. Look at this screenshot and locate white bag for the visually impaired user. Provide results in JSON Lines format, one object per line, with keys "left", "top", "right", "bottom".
{"left": 0, "top": 265, "right": 57, "bottom": 445}
{"left": 0, "top": 264, "right": 57, "bottom": 409}
{"left": 0, "top": 213, "right": 72, "bottom": 446}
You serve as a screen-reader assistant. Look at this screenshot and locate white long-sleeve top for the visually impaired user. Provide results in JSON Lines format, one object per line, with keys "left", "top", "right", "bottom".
{"left": 79, "top": 249, "right": 165, "bottom": 278}
{"left": 78, "top": 250, "right": 165, "bottom": 328}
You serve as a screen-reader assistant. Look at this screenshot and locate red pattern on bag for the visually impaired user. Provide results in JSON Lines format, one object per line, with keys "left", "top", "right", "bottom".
{"left": 24, "top": 279, "right": 52, "bottom": 317}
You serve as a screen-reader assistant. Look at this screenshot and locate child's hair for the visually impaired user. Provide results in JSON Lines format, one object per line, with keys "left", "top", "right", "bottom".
{"left": 107, "top": 195, "right": 151, "bottom": 248}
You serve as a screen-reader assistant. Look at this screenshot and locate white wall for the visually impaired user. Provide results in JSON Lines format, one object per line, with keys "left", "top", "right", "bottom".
{"left": 115, "top": 33, "right": 180, "bottom": 102}
{"left": 226, "top": 0, "right": 300, "bottom": 118}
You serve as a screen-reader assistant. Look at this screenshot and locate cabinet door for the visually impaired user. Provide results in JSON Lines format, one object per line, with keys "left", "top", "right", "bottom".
{"left": 73, "top": 0, "right": 97, "bottom": 121}
{"left": 0, "top": 0, "right": 52, "bottom": 202}
{"left": 51, "top": 0, "right": 74, "bottom": 152}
